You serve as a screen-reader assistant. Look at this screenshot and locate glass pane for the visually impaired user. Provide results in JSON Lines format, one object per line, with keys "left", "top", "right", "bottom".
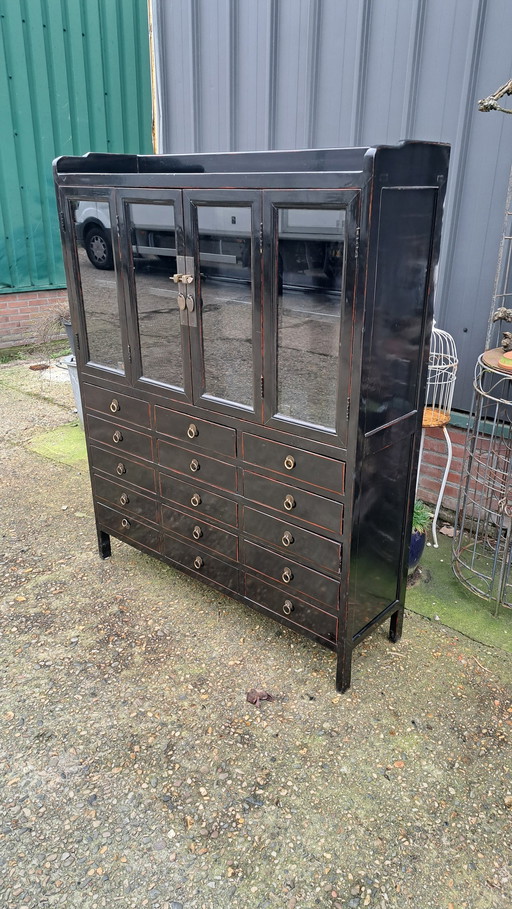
{"left": 276, "top": 207, "right": 345, "bottom": 429}
{"left": 197, "top": 205, "right": 253, "bottom": 408}
{"left": 72, "top": 199, "right": 123, "bottom": 372}
{"left": 128, "top": 202, "right": 184, "bottom": 389}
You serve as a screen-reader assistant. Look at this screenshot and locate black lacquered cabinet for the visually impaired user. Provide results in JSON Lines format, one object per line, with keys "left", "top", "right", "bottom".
{"left": 54, "top": 142, "right": 449, "bottom": 691}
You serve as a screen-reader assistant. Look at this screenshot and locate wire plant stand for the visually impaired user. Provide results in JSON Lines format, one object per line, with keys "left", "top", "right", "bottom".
{"left": 452, "top": 351, "right": 512, "bottom": 613}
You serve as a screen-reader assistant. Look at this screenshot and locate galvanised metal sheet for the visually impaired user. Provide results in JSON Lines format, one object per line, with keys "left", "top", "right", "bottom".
{"left": 150, "top": 0, "right": 512, "bottom": 410}
{"left": 0, "top": 0, "right": 152, "bottom": 294}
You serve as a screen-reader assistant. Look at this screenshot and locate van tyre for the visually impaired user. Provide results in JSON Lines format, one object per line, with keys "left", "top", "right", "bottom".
{"left": 84, "top": 225, "right": 114, "bottom": 270}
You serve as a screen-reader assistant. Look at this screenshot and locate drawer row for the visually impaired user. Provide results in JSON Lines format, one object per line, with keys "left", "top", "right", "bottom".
{"left": 95, "top": 502, "right": 338, "bottom": 646}
{"left": 84, "top": 404, "right": 345, "bottom": 497}
{"left": 93, "top": 474, "right": 341, "bottom": 583}
{"left": 89, "top": 445, "right": 344, "bottom": 537}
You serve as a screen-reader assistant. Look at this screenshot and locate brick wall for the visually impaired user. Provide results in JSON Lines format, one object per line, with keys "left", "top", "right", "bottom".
{"left": 0, "top": 289, "right": 69, "bottom": 348}
{"left": 417, "top": 425, "right": 466, "bottom": 517}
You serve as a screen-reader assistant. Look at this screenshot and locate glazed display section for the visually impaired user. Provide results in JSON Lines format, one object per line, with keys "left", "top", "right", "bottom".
{"left": 54, "top": 142, "right": 449, "bottom": 691}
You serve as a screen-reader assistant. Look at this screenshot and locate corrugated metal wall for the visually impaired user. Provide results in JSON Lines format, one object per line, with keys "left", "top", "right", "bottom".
{"left": 151, "top": 0, "right": 512, "bottom": 411}
{"left": 0, "top": 0, "right": 152, "bottom": 293}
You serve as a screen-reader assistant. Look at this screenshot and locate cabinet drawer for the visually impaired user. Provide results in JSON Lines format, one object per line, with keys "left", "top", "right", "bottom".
{"left": 244, "top": 575, "right": 337, "bottom": 645}
{"left": 159, "top": 473, "right": 237, "bottom": 527}
{"left": 87, "top": 414, "right": 153, "bottom": 461}
{"left": 96, "top": 503, "right": 161, "bottom": 553}
{"left": 158, "top": 440, "right": 236, "bottom": 491}
{"left": 242, "top": 539, "right": 339, "bottom": 609}
{"left": 93, "top": 474, "right": 158, "bottom": 524}
{"left": 90, "top": 445, "right": 156, "bottom": 493}
{"left": 243, "top": 507, "right": 341, "bottom": 574}
{"left": 243, "top": 434, "right": 344, "bottom": 494}
{"left": 83, "top": 383, "right": 150, "bottom": 428}
{"left": 243, "top": 471, "right": 343, "bottom": 535}
{"left": 156, "top": 407, "right": 236, "bottom": 457}
{"left": 162, "top": 505, "right": 238, "bottom": 560}
{"left": 163, "top": 535, "right": 239, "bottom": 592}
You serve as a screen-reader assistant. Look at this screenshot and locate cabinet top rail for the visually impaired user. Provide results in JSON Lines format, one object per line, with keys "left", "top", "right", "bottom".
{"left": 53, "top": 141, "right": 449, "bottom": 178}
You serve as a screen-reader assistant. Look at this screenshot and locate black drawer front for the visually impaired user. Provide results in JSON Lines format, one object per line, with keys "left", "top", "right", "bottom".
{"left": 242, "top": 507, "right": 341, "bottom": 574}
{"left": 243, "top": 434, "right": 344, "bottom": 494}
{"left": 158, "top": 440, "right": 236, "bottom": 492}
{"left": 87, "top": 414, "right": 153, "bottom": 461}
{"left": 96, "top": 503, "right": 161, "bottom": 553}
{"left": 83, "top": 384, "right": 150, "bottom": 428}
{"left": 162, "top": 505, "right": 238, "bottom": 560}
{"left": 156, "top": 407, "right": 236, "bottom": 457}
{"left": 159, "top": 473, "right": 237, "bottom": 527}
{"left": 90, "top": 446, "right": 156, "bottom": 493}
{"left": 244, "top": 575, "right": 337, "bottom": 644}
{"left": 93, "top": 475, "right": 158, "bottom": 524}
{"left": 242, "top": 539, "right": 339, "bottom": 609}
{"left": 163, "top": 535, "right": 239, "bottom": 591}
{"left": 243, "top": 471, "right": 343, "bottom": 535}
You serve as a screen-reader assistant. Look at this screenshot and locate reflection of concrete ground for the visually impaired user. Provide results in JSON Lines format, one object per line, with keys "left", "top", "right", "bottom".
{"left": 278, "top": 288, "right": 340, "bottom": 427}
{"left": 78, "top": 248, "right": 123, "bottom": 371}
{"left": 78, "top": 248, "right": 341, "bottom": 426}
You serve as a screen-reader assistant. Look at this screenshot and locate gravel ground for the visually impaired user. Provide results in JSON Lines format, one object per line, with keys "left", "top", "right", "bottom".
{"left": 0, "top": 360, "right": 511, "bottom": 909}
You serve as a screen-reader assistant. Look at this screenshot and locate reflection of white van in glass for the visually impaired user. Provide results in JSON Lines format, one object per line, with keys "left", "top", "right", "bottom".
{"left": 74, "top": 200, "right": 344, "bottom": 290}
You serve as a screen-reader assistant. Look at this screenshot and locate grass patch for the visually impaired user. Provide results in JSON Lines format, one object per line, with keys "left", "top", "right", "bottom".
{"left": 26, "top": 423, "right": 87, "bottom": 467}
{"left": 406, "top": 533, "right": 512, "bottom": 652}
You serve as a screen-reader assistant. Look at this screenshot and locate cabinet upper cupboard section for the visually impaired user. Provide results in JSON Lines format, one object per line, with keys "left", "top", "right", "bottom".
{"left": 60, "top": 181, "right": 359, "bottom": 446}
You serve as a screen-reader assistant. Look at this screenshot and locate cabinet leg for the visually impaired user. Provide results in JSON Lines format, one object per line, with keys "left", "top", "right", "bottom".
{"left": 389, "top": 606, "right": 404, "bottom": 643}
{"left": 97, "top": 529, "right": 111, "bottom": 560}
{"left": 336, "top": 641, "right": 352, "bottom": 692}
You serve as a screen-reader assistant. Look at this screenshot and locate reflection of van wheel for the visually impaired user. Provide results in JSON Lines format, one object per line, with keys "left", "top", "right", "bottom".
{"left": 84, "top": 225, "right": 114, "bottom": 270}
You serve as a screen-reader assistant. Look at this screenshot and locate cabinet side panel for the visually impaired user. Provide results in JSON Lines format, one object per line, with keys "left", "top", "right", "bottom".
{"left": 349, "top": 436, "right": 413, "bottom": 637}
{"left": 362, "top": 187, "right": 437, "bottom": 435}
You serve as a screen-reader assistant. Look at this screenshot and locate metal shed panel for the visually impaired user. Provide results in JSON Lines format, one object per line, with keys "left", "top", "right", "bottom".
{"left": 0, "top": 0, "right": 152, "bottom": 293}
{"left": 151, "top": 0, "right": 512, "bottom": 410}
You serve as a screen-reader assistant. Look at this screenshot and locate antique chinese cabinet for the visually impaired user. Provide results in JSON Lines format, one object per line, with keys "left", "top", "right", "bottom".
{"left": 54, "top": 142, "right": 449, "bottom": 691}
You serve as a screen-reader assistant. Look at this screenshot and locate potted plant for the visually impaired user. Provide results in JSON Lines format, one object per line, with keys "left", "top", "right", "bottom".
{"left": 408, "top": 500, "right": 431, "bottom": 573}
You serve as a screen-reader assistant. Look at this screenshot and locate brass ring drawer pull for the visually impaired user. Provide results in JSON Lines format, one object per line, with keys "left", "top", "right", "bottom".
{"left": 116, "top": 462, "right": 126, "bottom": 476}
{"left": 282, "top": 530, "right": 294, "bottom": 547}
{"left": 190, "top": 459, "right": 200, "bottom": 473}
{"left": 187, "top": 422, "right": 198, "bottom": 439}
{"left": 112, "top": 430, "right": 123, "bottom": 444}
{"left": 194, "top": 555, "right": 204, "bottom": 570}
{"left": 283, "top": 494, "right": 296, "bottom": 511}
{"left": 192, "top": 525, "right": 203, "bottom": 540}
{"left": 190, "top": 493, "right": 202, "bottom": 507}
{"left": 121, "top": 518, "right": 131, "bottom": 530}
{"left": 282, "top": 567, "right": 293, "bottom": 583}
{"left": 110, "top": 398, "right": 120, "bottom": 413}
{"left": 119, "top": 493, "right": 129, "bottom": 506}
{"left": 282, "top": 600, "right": 294, "bottom": 616}
{"left": 284, "top": 455, "right": 296, "bottom": 470}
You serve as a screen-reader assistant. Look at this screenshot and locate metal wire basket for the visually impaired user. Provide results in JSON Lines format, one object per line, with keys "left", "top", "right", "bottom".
{"left": 418, "top": 323, "right": 458, "bottom": 546}
{"left": 452, "top": 350, "right": 512, "bottom": 613}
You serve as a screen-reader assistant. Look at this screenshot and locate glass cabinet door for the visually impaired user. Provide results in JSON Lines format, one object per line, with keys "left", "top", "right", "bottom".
{"left": 263, "top": 191, "right": 359, "bottom": 445}
{"left": 117, "top": 190, "right": 192, "bottom": 400}
{"left": 184, "top": 191, "right": 262, "bottom": 418}
{"left": 66, "top": 192, "right": 127, "bottom": 375}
